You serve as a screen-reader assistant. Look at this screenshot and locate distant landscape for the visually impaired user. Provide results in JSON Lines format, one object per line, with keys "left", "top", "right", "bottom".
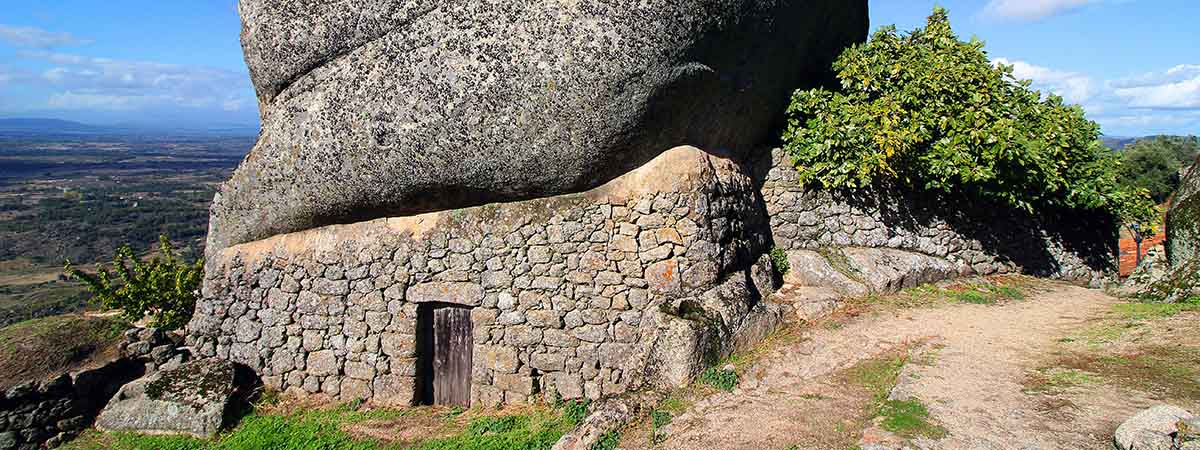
{"left": 0, "top": 117, "right": 1192, "bottom": 328}
{"left": 0, "top": 118, "right": 254, "bottom": 326}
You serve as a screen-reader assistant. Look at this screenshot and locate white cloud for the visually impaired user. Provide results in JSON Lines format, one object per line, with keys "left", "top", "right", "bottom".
{"left": 16, "top": 50, "right": 253, "bottom": 113}
{"left": 981, "top": 0, "right": 1099, "bottom": 21}
{"left": 0, "top": 25, "right": 90, "bottom": 48}
{"left": 1110, "top": 65, "right": 1200, "bottom": 109}
{"left": 992, "top": 58, "right": 1200, "bottom": 135}
{"left": 994, "top": 58, "right": 1098, "bottom": 105}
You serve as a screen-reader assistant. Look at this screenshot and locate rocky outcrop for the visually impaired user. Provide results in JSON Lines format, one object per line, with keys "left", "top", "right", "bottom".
{"left": 1167, "top": 155, "right": 1200, "bottom": 269}
{"left": 210, "top": 0, "right": 869, "bottom": 251}
{"left": 1129, "top": 155, "right": 1200, "bottom": 301}
{"left": 190, "top": 146, "right": 779, "bottom": 406}
{"left": 95, "top": 359, "right": 253, "bottom": 439}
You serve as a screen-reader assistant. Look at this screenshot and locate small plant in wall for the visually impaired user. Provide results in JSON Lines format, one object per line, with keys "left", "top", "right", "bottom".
{"left": 770, "top": 246, "right": 790, "bottom": 276}
{"left": 65, "top": 234, "right": 203, "bottom": 330}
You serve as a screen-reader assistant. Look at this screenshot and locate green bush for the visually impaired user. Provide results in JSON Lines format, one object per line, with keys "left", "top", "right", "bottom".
{"left": 65, "top": 235, "right": 203, "bottom": 330}
{"left": 698, "top": 366, "right": 739, "bottom": 392}
{"left": 782, "top": 7, "right": 1155, "bottom": 226}
{"left": 770, "top": 246, "right": 790, "bottom": 275}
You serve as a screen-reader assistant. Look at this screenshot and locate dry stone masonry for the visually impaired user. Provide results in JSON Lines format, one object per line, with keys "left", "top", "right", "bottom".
{"left": 757, "top": 149, "right": 1116, "bottom": 287}
{"left": 189, "top": 147, "right": 780, "bottom": 406}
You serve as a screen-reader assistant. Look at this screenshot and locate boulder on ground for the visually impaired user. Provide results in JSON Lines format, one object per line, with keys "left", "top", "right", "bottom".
{"left": 1114, "top": 405, "right": 1195, "bottom": 450}
{"left": 209, "top": 0, "right": 869, "bottom": 252}
{"left": 95, "top": 359, "right": 254, "bottom": 438}
{"left": 785, "top": 250, "right": 869, "bottom": 298}
{"left": 841, "top": 248, "right": 960, "bottom": 294}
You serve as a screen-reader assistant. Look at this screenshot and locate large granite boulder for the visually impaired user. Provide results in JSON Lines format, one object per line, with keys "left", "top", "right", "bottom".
{"left": 95, "top": 359, "right": 253, "bottom": 438}
{"left": 1114, "top": 405, "right": 1195, "bottom": 450}
{"left": 210, "top": 0, "right": 869, "bottom": 252}
{"left": 1167, "top": 154, "right": 1200, "bottom": 267}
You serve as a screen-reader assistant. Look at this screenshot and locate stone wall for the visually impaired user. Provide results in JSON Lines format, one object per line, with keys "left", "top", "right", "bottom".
{"left": 0, "top": 327, "right": 184, "bottom": 450}
{"left": 0, "top": 360, "right": 142, "bottom": 450}
{"left": 187, "top": 147, "right": 780, "bottom": 407}
{"left": 757, "top": 149, "right": 1116, "bottom": 286}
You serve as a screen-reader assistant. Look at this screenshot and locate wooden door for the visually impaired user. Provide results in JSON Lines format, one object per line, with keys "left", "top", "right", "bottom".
{"left": 419, "top": 304, "right": 473, "bottom": 407}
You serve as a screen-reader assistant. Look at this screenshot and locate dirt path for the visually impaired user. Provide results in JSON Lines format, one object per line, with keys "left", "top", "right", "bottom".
{"left": 659, "top": 283, "right": 1163, "bottom": 450}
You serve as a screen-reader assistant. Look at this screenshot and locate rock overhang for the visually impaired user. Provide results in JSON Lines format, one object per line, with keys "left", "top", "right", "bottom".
{"left": 209, "top": 0, "right": 871, "bottom": 253}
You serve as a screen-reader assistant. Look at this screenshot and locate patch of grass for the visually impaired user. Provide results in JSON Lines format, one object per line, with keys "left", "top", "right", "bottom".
{"left": 860, "top": 276, "right": 1034, "bottom": 310}
{"left": 656, "top": 395, "right": 689, "bottom": 415}
{"left": 1023, "top": 367, "right": 1096, "bottom": 394}
{"left": 1112, "top": 301, "right": 1200, "bottom": 321}
{"left": 66, "top": 403, "right": 576, "bottom": 450}
{"left": 0, "top": 313, "right": 129, "bottom": 387}
{"left": 589, "top": 431, "right": 621, "bottom": 450}
{"left": 844, "top": 351, "right": 946, "bottom": 442}
{"left": 551, "top": 391, "right": 590, "bottom": 426}
{"left": 878, "top": 399, "right": 947, "bottom": 439}
{"left": 698, "top": 366, "right": 739, "bottom": 392}
{"left": 649, "top": 410, "right": 673, "bottom": 445}
{"left": 845, "top": 353, "right": 907, "bottom": 404}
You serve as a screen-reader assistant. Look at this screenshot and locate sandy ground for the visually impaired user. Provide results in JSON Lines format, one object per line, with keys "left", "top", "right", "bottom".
{"left": 658, "top": 283, "right": 1168, "bottom": 450}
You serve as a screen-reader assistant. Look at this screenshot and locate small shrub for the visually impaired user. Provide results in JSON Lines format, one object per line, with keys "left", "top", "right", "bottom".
{"left": 699, "top": 366, "right": 739, "bottom": 392}
{"left": 650, "top": 410, "right": 673, "bottom": 444}
{"left": 770, "top": 246, "right": 790, "bottom": 275}
{"left": 65, "top": 235, "right": 203, "bottom": 330}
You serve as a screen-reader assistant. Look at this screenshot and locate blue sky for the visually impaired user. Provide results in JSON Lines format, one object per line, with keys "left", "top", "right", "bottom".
{"left": 0, "top": 0, "right": 1196, "bottom": 136}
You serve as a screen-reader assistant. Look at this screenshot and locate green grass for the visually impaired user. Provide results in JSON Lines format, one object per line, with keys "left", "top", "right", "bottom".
{"left": 878, "top": 399, "right": 947, "bottom": 439}
{"left": 1112, "top": 300, "right": 1200, "bottom": 321}
{"left": 1023, "top": 367, "right": 1096, "bottom": 394}
{"left": 65, "top": 403, "right": 578, "bottom": 450}
{"left": 844, "top": 352, "right": 946, "bottom": 441}
{"left": 588, "top": 431, "right": 621, "bottom": 450}
{"left": 413, "top": 411, "right": 572, "bottom": 450}
{"left": 1070, "top": 300, "right": 1200, "bottom": 346}
{"left": 698, "top": 367, "right": 739, "bottom": 392}
{"left": 846, "top": 353, "right": 907, "bottom": 404}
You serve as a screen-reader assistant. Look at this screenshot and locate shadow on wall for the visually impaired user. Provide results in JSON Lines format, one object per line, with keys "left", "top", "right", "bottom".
{"left": 850, "top": 186, "right": 1117, "bottom": 276}
{"left": 749, "top": 150, "right": 1118, "bottom": 281}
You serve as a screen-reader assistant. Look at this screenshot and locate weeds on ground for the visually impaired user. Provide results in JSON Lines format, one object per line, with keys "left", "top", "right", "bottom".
{"left": 698, "top": 366, "right": 739, "bottom": 392}
{"left": 844, "top": 351, "right": 946, "bottom": 440}
{"left": 590, "top": 431, "right": 621, "bottom": 450}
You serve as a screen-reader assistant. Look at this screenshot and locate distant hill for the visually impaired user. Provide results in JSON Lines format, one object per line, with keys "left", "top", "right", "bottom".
{"left": 0, "top": 118, "right": 103, "bottom": 133}
{"left": 1103, "top": 136, "right": 1141, "bottom": 151}
{"left": 0, "top": 118, "right": 259, "bottom": 137}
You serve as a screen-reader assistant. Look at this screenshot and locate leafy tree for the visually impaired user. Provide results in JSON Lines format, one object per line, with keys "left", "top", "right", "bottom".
{"left": 65, "top": 235, "right": 203, "bottom": 330}
{"left": 782, "top": 7, "right": 1155, "bottom": 226}
{"left": 1118, "top": 135, "right": 1200, "bottom": 203}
